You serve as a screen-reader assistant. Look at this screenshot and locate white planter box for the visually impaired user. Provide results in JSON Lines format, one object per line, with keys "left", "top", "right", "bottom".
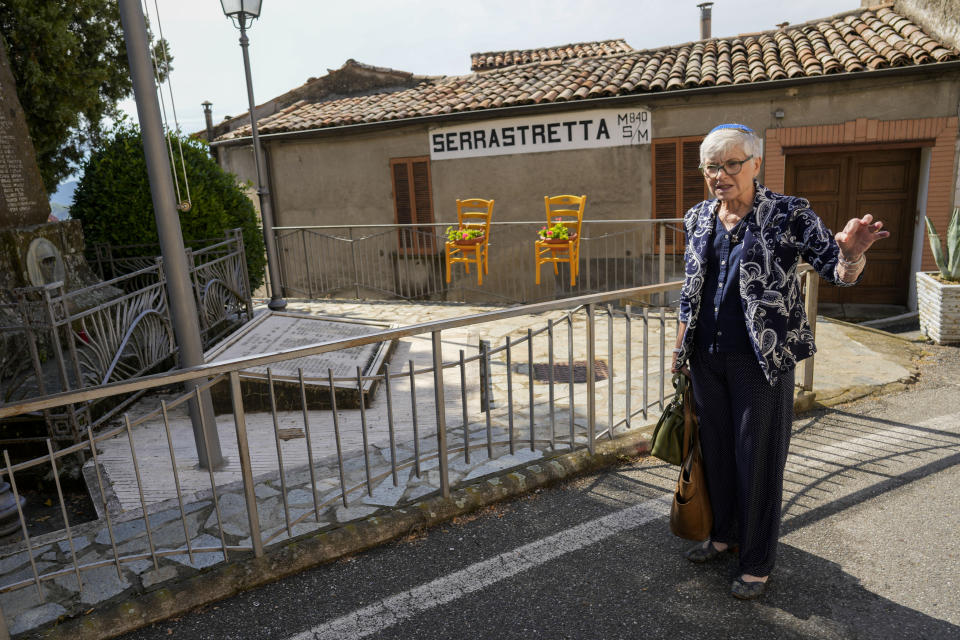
{"left": 916, "top": 271, "right": 960, "bottom": 344}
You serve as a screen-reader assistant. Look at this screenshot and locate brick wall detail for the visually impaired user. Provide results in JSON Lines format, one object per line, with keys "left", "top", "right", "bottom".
{"left": 764, "top": 117, "right": 959, "bottom": 271}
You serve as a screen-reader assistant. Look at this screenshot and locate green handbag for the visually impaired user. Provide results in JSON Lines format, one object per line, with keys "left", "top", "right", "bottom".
{"left": 650, "top": 372, "right": 691, "bottom": 465}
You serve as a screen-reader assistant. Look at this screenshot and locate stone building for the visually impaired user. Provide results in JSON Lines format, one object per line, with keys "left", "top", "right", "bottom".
{"left": 213, "top": 3, "right": 960, "bottom": 310}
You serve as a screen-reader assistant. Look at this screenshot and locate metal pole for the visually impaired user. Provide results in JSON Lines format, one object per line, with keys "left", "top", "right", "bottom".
{"left": 118, "top": 0, "right": 224, "bottom": 469}
{"left": 238, "top": 20, "right": 286, "bottom": 310}
{"left": 585, "top": 304, "right": 597, "bottom": 453}
{"left": 431, "top": 331, "right": 450, "bottom": 498}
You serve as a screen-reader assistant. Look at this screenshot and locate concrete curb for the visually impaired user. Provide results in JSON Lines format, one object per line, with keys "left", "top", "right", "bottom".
{"left": 29, "top": 432, "right": 652, "bottom": 640}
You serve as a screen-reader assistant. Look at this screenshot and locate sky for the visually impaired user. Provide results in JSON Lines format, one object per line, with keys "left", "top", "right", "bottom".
{"left": 123, "top": 0, "right": 862, "bottom": 136}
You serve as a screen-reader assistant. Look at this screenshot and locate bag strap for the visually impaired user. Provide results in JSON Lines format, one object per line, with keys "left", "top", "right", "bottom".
{"left": 679, "top": 372, "right": 697, "bottom": 460}
{"left": 671, "top": 372, "right": 686, "bottom": 404}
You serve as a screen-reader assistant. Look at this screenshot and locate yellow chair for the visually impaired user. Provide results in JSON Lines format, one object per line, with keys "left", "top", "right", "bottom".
{"left": 535, "top": 194, "right": 586, "bottom": 287}
{"left": 445, "top": 198, "right": 494, "bottom": 285}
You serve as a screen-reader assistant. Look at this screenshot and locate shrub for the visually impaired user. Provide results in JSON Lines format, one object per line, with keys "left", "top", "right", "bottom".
{"left": 71, "top": 123, "right": 266, "bottom": 289}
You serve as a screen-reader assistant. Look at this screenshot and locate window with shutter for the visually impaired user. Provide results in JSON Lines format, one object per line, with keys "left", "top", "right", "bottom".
{"left": 390, "top": 156, "right": 436, "bottom": 254}
{"left": 652, "top": 136, "right": 706, "bottom": 253}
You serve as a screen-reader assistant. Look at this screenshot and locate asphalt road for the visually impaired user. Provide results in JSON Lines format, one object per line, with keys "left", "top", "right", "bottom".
{"left": 119, "top": 343, "right": 960, "bottom": 640}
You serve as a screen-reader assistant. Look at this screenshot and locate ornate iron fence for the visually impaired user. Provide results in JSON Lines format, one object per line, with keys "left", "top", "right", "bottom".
{"left": 0, "top": 230, "right": 253, "bottom": 445}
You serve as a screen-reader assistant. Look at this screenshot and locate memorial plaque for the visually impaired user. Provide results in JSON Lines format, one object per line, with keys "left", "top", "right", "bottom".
{"left": 206, "top": 312, "right": 395, "bottom": 412}
{"left": 0, "top": 35, "right": 51, "bottom": 228}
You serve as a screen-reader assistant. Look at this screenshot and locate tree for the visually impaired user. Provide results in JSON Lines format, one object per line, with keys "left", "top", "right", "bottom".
{"left": 70, "top": 124, "right": 267, "bottom": 289}
{"left": 0, "top": 0, "right": 170, "bottom": 193}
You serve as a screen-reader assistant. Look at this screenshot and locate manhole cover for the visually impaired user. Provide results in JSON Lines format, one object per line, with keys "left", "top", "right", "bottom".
{"left": 531, "top": 360, "right": 608, "bottom": 383}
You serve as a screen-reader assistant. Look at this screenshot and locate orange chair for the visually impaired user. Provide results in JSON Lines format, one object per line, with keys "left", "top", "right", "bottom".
{"left": 445, "top": 198, "right": 494, "bottom": 285}
{"left": 535, "top": 194, "right": 586, "bottom": 287}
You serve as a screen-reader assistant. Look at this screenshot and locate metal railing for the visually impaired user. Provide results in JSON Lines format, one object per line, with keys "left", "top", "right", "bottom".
{"left": 273, "top": 219, "right": 686, "bottom": 305}
{"left": 0, "top": 230, "right": 253, "bottom": 445}
{"left": 0, "top": 281, "right": 684, "bottom": 636}
{"left": 0, "top": 263, "right": 822, "bottom": 635}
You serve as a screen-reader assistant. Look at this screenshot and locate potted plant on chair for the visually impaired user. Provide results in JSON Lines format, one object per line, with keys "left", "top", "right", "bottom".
{"left": 917, "top": 207, "right": 960, "bottom": 344}
{"left": 538, "top": 219, "right": 576, "bottom": 245}
{"left": 446, "top": 226, "right": 485, "bottom": 246}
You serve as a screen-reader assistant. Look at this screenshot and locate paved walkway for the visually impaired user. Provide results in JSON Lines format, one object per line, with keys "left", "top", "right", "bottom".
{"left": 90, "top": 300, "right": 681, "bottom": 513}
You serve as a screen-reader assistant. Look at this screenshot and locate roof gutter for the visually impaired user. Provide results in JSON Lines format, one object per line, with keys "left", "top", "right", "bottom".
{"left": 210, "top": 61, "right": 960, "bottom": 148}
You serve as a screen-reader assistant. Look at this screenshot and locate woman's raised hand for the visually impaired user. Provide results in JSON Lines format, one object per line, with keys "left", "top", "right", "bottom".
{"left": 835, "top": 213, "right": 890, "bottom": 259}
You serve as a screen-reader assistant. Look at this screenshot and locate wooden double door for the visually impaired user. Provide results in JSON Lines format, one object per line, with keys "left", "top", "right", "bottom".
{"left": 785, "top": 148, "right": 919, "bottom": 305}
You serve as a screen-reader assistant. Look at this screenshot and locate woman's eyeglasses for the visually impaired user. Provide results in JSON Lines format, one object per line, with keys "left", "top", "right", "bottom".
{"left": 700, "top": 155, "right": 754, "bottom": 178}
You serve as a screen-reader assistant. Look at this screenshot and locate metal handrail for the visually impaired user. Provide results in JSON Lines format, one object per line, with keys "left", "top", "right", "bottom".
{"left": 274, "top": 218, "right": 684, "bottom": 230}
{"left": 0, "top": 280, "right": 683, "bottom": 419}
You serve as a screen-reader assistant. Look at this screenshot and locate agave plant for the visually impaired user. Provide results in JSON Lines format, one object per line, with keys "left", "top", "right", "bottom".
{"left": 925, "top": 207, "right": 960, "bottom": 282}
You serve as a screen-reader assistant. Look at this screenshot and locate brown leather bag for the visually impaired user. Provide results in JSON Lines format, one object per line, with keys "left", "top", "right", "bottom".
{"left": 669, "top": 382, "right": 713, "bottom": 540}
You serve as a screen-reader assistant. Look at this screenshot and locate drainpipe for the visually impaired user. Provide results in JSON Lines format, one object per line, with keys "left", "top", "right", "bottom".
{"left": 697, "top": 2, "right": 713, "bottom": 40}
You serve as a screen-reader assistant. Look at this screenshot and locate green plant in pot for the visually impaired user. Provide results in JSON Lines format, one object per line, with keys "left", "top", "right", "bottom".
{"left": 917, "top": 207, "right": 960, "bottom": 344}
{"left": 446, "top": 226, "right": 484, "bottom": 244}
{"left": 925, "top": 207, "right": 960, "bottom": 282}
{"left": 538, "top": 219, "right": 573, "bottom": 242}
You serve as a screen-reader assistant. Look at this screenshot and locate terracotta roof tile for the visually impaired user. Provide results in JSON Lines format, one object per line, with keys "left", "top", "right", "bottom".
{"left": 220, "top": 7, "right": 958, "bottom": 141}
{"left": 470, "top": 39, "right": 634, "bottom": 71}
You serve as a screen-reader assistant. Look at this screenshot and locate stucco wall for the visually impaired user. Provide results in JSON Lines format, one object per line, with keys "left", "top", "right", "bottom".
{"left": 431, "top": 144, "right": 648, "bottom": 223}
{"left": 264, "top": 128, "right": 427, "bottom": 228}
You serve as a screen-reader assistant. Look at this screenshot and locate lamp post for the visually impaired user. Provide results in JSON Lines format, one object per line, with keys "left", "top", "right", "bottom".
{"left": 220, "top": 0, "right": 286, "bottom": 310}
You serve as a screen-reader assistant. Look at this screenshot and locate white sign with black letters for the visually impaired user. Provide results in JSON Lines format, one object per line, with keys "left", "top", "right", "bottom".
{"left": 429, "top": 108, "right": 651, "bottom": 160}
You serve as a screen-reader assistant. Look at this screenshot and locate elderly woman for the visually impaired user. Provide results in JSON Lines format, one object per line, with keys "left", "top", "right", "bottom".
{"left": 671, "top": 124, "right": 888, "bottom": 599}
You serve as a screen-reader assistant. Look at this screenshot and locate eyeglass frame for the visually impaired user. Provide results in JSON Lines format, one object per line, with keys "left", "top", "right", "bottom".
{"left": 699, "top": 155, "right": 755, "bottom": 178}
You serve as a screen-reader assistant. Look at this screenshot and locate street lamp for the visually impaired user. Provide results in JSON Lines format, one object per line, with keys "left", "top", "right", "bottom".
{"left": 220, "top": 0, "right": 286, "bottom": 310}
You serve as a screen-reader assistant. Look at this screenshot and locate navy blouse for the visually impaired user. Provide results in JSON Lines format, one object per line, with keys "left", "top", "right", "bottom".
{"left": 694, "top": 213, "right": 754, "bottom": 353}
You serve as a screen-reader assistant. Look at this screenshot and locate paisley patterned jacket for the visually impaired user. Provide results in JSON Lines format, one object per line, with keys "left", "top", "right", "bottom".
{"left": 677, "top": 183, "right": 858, "bottom": 385}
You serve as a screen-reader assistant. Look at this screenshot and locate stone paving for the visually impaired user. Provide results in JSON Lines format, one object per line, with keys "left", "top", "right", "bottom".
{"left": 90, "top": 299, "right": 678, "bottom": 513}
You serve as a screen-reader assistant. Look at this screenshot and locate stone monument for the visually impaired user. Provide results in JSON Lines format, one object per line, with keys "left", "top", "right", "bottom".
{"left": 0, "top": 34, "right": 106, "bottom": 299}
{"left": 0, "top": 33, "right": 119, "bottom": 436}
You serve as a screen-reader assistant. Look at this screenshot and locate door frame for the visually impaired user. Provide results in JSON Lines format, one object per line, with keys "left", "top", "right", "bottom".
{"left": 764, "top": 116, "right": 958, "bottom": 310}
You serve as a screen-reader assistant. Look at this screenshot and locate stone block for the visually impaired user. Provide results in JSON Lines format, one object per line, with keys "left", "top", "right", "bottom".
{"left": 9, "top": 603, "right": 67, "bottom": 636}
{"left": 203, "top": 492, "right": 250, "bottom": 537}
{"left": 141, "top": 565, "right": 178, "bottom": 589}
{"left": 168, "top": 534, "right": 225, "bottom": 569}
{"left": 53, "top": 564, "right": 131, "bottom": 605}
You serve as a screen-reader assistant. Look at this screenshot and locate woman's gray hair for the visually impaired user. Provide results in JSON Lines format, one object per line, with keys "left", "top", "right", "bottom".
{"left": 700, "top": 127, "right": 764, "bottom": 162}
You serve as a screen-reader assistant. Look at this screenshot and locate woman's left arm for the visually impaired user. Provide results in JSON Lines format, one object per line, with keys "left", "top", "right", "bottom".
{"left": 793, "top": 207, "right": 889, "bottom": 285}
{"left": 833, "top": 214, "right": 890, "bottom": 283}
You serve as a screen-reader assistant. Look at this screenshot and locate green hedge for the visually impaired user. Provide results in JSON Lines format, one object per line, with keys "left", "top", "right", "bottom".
{"left": 71, "top": 124, "right": 266, "bottom": 289}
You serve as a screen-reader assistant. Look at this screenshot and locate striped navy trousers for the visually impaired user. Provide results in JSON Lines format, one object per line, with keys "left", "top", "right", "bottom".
{"left": 689, "top": 349, "right": 795, "bottom": 577}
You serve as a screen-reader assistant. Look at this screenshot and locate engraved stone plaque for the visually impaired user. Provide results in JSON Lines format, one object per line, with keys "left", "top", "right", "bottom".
{"left": 0, "top": 35, "right": 51, "bottom": 228}
{"left": 206, "top": 311, "right": 395, "bottom": 412}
